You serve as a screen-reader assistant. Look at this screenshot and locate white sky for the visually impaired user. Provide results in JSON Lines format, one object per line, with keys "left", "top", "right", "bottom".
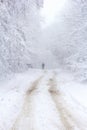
{"left": 41, "top": 0, "right": 66, "bottom": 27}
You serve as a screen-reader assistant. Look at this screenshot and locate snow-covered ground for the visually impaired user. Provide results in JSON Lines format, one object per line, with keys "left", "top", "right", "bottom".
{"left": 0, "top": 1, "right": 87, "bottom": 129}
{"left": 0, "top": 69, "right": 87, "bottom": 130}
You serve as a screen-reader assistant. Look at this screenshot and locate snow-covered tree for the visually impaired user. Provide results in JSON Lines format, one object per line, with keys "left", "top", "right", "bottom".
{"left": 53, "top": 0, "right": 87, "bottom": 81}
{"left": 41, "top": 0, "right": 87, "bottom": 81}
{"left": 0, "top": 0, "right": 42, "bottom": 76}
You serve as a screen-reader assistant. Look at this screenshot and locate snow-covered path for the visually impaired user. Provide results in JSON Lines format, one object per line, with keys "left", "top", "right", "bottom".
{"left": 0, "top": 70, "right": 87, "bottom": 130}
{"left": 7, "top": 71, "right": 87, "bottom": 130}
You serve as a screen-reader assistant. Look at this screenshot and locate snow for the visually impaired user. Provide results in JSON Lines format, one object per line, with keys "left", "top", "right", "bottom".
{"left": 1, "top": 0, "right": 87, "bottom": 82}
{"left": 39, "top": 0, "right": 87, "bottom": 81}
{"left": 0, "top": 0, "right": 87, "bottom": 129}
{"left": 56, "top": 69, "right": 87, "bottom": 108}
{"left": 0, "top": 70, "right": 87, "bottom": 130}
{"left": 0, "top": 69, "right": 43, "bottom": 130}
{"left": 0, "top": 0, "right": 43, "bottom": 76}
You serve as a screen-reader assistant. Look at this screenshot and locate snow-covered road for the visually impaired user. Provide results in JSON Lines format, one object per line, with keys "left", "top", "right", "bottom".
{"left": 9, "top": 71, "right": 87, "bottom": 130}
{"left": 0, "top": 70, "right": 87, "bottom": 130}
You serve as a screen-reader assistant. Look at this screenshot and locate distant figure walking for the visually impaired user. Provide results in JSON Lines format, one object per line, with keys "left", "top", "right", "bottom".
{"left": 42, "top": 63, "right": 45, "bottom": 69}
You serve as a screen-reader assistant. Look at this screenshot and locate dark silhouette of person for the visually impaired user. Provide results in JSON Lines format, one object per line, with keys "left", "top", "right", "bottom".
{"left": 42, "top": 63, "right": 45, "bottom": 69}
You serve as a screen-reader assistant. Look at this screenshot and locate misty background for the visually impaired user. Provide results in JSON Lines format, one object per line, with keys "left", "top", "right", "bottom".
{"left": 0, "top": 0, "right": 87, "bottom": 82}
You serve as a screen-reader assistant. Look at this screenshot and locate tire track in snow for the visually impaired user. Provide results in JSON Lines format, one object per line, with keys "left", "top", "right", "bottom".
{"left": 48, "top": 74, "right": 82, "bottom": 130}
{"left": 11, "top": 75, "right": 43, "bottom": 130}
